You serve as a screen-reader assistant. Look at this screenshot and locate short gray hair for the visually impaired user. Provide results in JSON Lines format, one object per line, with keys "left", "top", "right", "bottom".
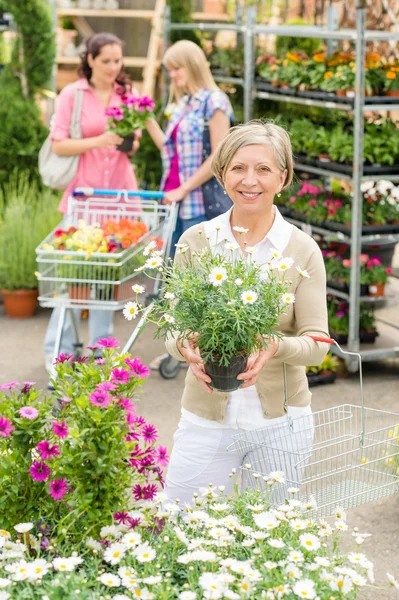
{"left": 211, "top": 119, "right": 294, "bottom": 189}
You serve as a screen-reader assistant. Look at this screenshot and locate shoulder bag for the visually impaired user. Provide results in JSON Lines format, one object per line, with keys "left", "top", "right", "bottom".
{"left": 38, "top": 88, "right": 84, "bottom": 190}
{"left": 201, "top": 92, "right": 233, "bottom": 220}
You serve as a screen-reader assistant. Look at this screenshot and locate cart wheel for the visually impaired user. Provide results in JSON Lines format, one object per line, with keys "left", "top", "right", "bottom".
{"left": 159, "top": 355, "right": 181, "bottom": 379}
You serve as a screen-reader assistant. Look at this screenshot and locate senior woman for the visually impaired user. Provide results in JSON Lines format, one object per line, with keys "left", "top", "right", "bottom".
{"left": 163, "top": 120, "right": 330, "bottom": 504}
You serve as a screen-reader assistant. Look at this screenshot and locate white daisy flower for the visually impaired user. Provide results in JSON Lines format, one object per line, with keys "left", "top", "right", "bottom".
{"left": 268, "top": 539, "right": 285, "bottom": 549}
{"left": 268, "top": 471, "right": 285, "bottom": 483}
{"left": 233, "top": 226, "right": 249, "bottom": 234}
{"left": 0, "top": 592, "right": 10, "bottom": 600}
{"left": 245, "top": 246, "right": 257, "bottom": 255}
{"left": 292, "top": 579, "right": 317, "bottom": 599}
{"left": 121, "top": 575, "right": 141, "bottom": 589}
{"left": 99, "top": 573, "right": 121, "bottom": 587}
{"left": 286, "top": 563, "right": 301, "bottom": 579}
{"left": 104, "top": 542, "right": 127, "bottom": 565}
{"left": 133, "top": 543, "right": 156, "bottom": 562}
{"left": 118, "top": 566, "right": 135, "bottom": 578}
{"left": 335, "top": 506, "right": 347, "bottom": 520}
{"left": 143, "top": 240, "right": 158, "bottom": 256}
{"left": 163, "top": 314, "right": 175, "bottom": 323}
{"left": 144, "top": 256, "right": 163, "bottom": 269}
{"left": 53, "top": 557, "right": 78, "bottom": 572}
{"left": 113, "top": 595, "right": 132, "bottom": 600}
{"left": 253, "top": 511, "right": 280, "bottom": 530}
{"left": 164, "top": 291, "right": 175, "bottom": 300}
{"left": 14, "top": 523, "right": 33, "bottom": 534}
{"left": 235, "top": 278, "right": 243, "bottom": 286}
{"left": 134, "top": 266, "right": 146, "bottom": 272}
{"left": 176, "top": 244, "right": 189, "bottom": 255}
{"left": 179, "top": 592, "right": 197, "bottom": 600}
{"left": 208, "top": 266, "right": 228, "bottom": 286}
{"left": 330, "top": 575, "right": 353, "bottom": 594}
{"left": 241, "top": 290, "right": 258, "bottom": 305}
{"left": 282, "top": 292, "right": 295, "bottom": 305}
{"left": 132, "top": 284, "right": 145, "bottom": 294}
{"left": 387, "top": 573, "right": 399, "bottom": 590}
{"left": 25, "top": 559, "right": 51, "bottom": 580}
{"left": 275, "top": 257, "right": 294, "bottom": 272}
{"left": 123, "top": 301, "right": 139, "bottom": 321}
{"left": 360, "top": 181, "right": 375, "bottom": 193}
{"left": 314, "top": 557, "right": 330, "bottom": 567}
{"left": 270, "top": 249, "right": 282, "bottom": 260}
{"left": 100, "top": 525, "right": 122, "bottom": 538}
{"left": 143, "top": 575, "right": 163, "bottom": 585}
{"left": 122, "top": 531, "right": 142, "bottom": 547}
{"left": 264, "top": 561, "right": 278, "bottom": 570}
{"left": 299, "top": 533, "right": 320, "bottom": 551}
{"left": 0, "top": 530, "right": 10, "bottom": 539}
{"left": 287, "top": 550, "right": 304, "bottom": 564}
{"left": 335, "top": 519, "right": 348, "bottom": 531}
{"left": 85, "top": 537, "right": 102, "bottom": 552}
{"left": 296, "top": 266, "right": 310, "bottom": 278}
{"left": 225, "top": 242, "right": 239, "bottom": 251}
{"left": 210, "top": 503, "right": 230, "bottom": 512}
{"left": 0, "top": 579, "right": 11, "bottom": 589}
{"left": 251, "top": 531, "right": 269, "bottom": 540}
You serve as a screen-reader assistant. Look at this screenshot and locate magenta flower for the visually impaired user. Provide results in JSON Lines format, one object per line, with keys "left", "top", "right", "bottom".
{"left": 21, "top": 382, "right": 36, "bottom": 394}
{"left": 142, "top": 483, "right": 158, "bottom": 500}
{"left": 55, "top": 353, "right": 73, "bottom": 364}
{"left": 49, "top": 478, "right": 68, "bottom": 501}
{"left": 105, "top": 106, "right": 124, "bottom": 120}
{"left": 132, "top": 483, "right": 144, "bottom": 501}
{"left": 87, "top": 345, "right": 98, "bottom": 352}
{"left": 119, "top": 397, "right": 136, "bottom": 414}
{"left": 120, "top": 94, "right": 139, "bottom": 106}
{"left": 96, "top": 381, "right": 116, "bottom": 393}
{"left": 73, "top": 356, "right": 89, "bottom": 363}
{"left": 155, "top": 445, "right": 169, "bottom": 467}
{"left": 0, "top": 381, "right": 19, "bottom": 390}
{"left": 142, "top": 423, "right": 158, "bottom": 443}
{"left": 138, "top": 96, "right": 155, "bottom": 112}
{"left": 125, "top": 357, "right": 150, "bottom": 379}
{"left": 19, "top": 406, "right": 39, "bottom": 420}
{"left": 96, "top": 336, "right": 119, "bottom": 349}
{"left": 0, "top": 416, "right": 15, "bottom": 437}
{"left": 336, "top": 311, "right": 346, "bottom": 318}
{"left": 113, "top": 511, "right": 130, "bottom": 524}
{"left": 52, "top": 420, "right": 68, "bottom": 438}
{"left": 111, "top": 368, "right": 130, "bottom": 383}
{"left": 30, "top": 461, "right": 51, "bottom": 482}
{"left": 89, "top": 390, "right": 112, "bottom": 408}
{"left": 37, "top": 441, "right": 60, "bottom": 460}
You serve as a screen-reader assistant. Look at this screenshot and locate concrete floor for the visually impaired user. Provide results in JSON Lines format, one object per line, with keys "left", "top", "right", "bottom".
{"left": 1, "top": 306, "right": 399, "bottom": 598}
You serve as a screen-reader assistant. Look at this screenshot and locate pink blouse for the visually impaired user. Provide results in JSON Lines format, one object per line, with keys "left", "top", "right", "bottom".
{"left": 51, "top": 78, "right": 139, "bottom": 214}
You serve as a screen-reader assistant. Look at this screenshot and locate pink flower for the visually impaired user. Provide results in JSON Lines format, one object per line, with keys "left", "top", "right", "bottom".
{"left": 49, "top": 478, "right": 68, "bottom": 501}
{"left": 96, "top": 381, "right": 116, "bottom": 393}
{"left": 336, "top": 311, "right": 346, "bottom": 318}
{"left": 120, "top": 94, "right": 139, "bottom": 106}
{"left": 89, "top": 390, "right": 112, "bottom": 408}
{"left": 21, "top": 382, "right": 36, "bottom": 394}
{"left": 111, "top": 368, "right": 131, "bottom": 383}
{"left": 138, "top": 96, "right": 155, "bottom": 112}
{"left": 133, "top": 484, "right": 144, "bottom": 500}
{"left": 30, "top": 461, "right": 51, "bottom": 482}
{"left": 37, "top": 441, "right": 60, "bottom": 460}
{"left": 119, "top": 397, "right": 136, "bottom": 413}
{"left": 105, "top": 106, "right": 124, "bottom": 121}
{"left": 0, "top": 381, "right": 19, "bottom": 390}
{"left": 96, "top": 337, "right": 120, "bottom": 349}
{"left": 19, "top": 406, "right": 39, "bottom": 420}
{"left": 125, "top": 357, "right": 150, "bottom": 378}
{"left": 155, "top": 445, "right": 169, "bottom": 467}
{"left": 342, "top": 259, "right": 351, "bottom": 268}
{"left": 308, "top": 200, "right": 317, "bottom": 207}
{"left": 359, "top": 254, "right": 369, "bottom": 265}
{"left": 52, "top": 420, "right": 68, "bottom": 438}
{"left": 328, "top": 208, "right": 336, "bottom": 216}
{"left": 114, "top": 511, "right": 130, "bottom": 524}
{"left": 334, "top": 200, "right": 342, "bottom": 208}
{"left": 289, "top": 196, "right": 296, "bottom": 203}
{"left": 55, "top": 353, "right": 73, "bottom": 364}
{"left": 386, "top": 267, "right": 392, "bottom": 275}
{"left": 0, "top": 416, "right": 14, "bottom": 437}
{"left": 371, "top": 256, "right": 382, "bottom": 266}
{"left": 95, "top": 358, "right": 106, "bottom": 365}
{"left": 142, "top": 423, "right": 158, "bottom": 443}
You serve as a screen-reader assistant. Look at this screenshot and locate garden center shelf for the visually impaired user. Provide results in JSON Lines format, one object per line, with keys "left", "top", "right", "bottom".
{"left": 326, "top": 287, "right": 396, "bottom": 305}
{"left": 294, "top": 161, "right": 399, "bottom": 182}
{"left": 331, "top": 321, "right": 399, "bottom": 363}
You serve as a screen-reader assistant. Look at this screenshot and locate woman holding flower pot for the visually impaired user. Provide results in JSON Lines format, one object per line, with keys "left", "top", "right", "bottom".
{"left": 44, "top": 32, "right": 140, "bottom": 373}
{"left": 163, "top": 120, "right": 330, "bottom": 504}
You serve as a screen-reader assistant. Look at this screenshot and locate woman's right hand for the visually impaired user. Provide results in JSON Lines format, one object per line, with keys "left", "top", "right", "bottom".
{"left": 95, "top": 131, "right": 124, "bottom": 150}
{"left": 177, "top": 335, "right": 213, "bottom": 394}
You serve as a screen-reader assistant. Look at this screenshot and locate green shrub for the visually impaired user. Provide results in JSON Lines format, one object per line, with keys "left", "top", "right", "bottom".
{"left": 275, "top": 18, "right": 323, "bottom": 58}
{"left": 167, "top": 0, "right": 201, "bottom": 46}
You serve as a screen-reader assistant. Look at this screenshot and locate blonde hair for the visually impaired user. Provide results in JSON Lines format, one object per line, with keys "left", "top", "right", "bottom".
{"left": 212, "top": 120, "right": 294, "bottom": 189}
{"left": 163, "top": 40, "right": 219, "bottom": 101}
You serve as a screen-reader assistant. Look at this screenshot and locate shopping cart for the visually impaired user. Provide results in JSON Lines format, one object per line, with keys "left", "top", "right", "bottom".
{"left": 228, "top": 336, "right": 399, "bottom": 517}
{"left": 36, "top": 188, "right": 177, "bottom": 366}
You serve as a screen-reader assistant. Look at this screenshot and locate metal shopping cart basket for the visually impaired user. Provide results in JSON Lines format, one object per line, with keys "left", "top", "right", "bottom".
{"left": 228, "top": 336, "right": 399, "bottom": 517}
{"left": 36, "top": 187, "right": 177, "bottom": 364}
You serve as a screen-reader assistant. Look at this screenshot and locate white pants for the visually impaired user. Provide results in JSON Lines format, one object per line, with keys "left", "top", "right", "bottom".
{"left": 165, "top": 407, "right": 314, "bottom": 505}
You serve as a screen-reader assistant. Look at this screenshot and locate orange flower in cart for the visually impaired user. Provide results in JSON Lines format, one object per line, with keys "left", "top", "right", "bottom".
{"left": 103, "top": 219, "right": 149, "bottom": 249}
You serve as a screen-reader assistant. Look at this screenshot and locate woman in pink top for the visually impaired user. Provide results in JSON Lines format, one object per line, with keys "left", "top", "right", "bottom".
{"left": 44, "top": 33, "right": 140, "bottom": 373}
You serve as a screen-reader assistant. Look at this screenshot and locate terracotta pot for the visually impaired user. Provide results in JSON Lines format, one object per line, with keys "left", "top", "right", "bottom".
{"left": 1, "top": 289, "right": 38, "bottom": 319}
{"left": 368, "top": 282, "right": 385, "bottom": 297}
{"left": 318, "top": 153, "right": 331, "bottom": 162}
{"left": 386, "top": 90, "right": 399, "bottom": 97}
{"left": 336, "top": 90, "right": 346, "bottom": 97}
{"left": 68, "top": 285, "right": 91, "bottom": 302}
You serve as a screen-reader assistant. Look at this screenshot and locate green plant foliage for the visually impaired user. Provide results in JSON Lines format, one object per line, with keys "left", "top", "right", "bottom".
{"left": 0, "top": 72, "right": 48, "bottom": 186}
{"left": 0, "top": 171, "right": 61, "bottom": 291}
{"left": 166, "top": 0, "right": 201, "bottom": 46}
{"left": 275, "top": 18, "right": 323, "bottom": 58}
{"left": 131, "top": 129, "right": 163, "bottom": 190}
{"left": 0, "top": 0, "right": 55, "bottom": 95}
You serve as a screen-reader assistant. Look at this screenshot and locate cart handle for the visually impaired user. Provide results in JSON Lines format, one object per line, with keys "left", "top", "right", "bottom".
{"left": 72, "top": 187, "right": 165, "bottom": 200}
{"left": 308, "top": 335, "right": 336, "bottom": 345}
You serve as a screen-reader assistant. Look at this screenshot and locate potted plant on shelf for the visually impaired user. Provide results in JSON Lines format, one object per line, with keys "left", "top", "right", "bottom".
{"left": 105, "top": 94, "right": 155, "bottom": 153}
{"left": 365, "top": 256, "right": 391, "bottom": 297}
{"left": 0, "top": 174, "right": 60, "bottom": 318}
{"left": 359, "top": 306, "right": 379, "bottom": 343}
{"left": 327, "top": 300, "right": 349, "bottom": 345}
{"left": 126, "top": 229, "right": 302, "bottom": 392}
{"left": 306, "top": 352, "right": 340, "bottom": 386}
{"left": 383, "top": 65, "right": 399, "bottom": 97}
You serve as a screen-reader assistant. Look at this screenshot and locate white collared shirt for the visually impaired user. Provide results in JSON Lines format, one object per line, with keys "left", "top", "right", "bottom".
{"left": 181, "top": 206, "right": 311, "bottom": 430}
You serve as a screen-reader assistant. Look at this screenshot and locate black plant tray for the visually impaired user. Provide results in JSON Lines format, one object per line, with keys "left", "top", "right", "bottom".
{"left": 295, "top": 154, "right": 399, "bottom": 176}
{"left": 330, "top": 330, "right": 379, "bottom": 345}
{"left": 307, "top": 371, "right": 337, "bottom": 387}
{"left": 327, "top": 280, "right": 369, "bottom": 296}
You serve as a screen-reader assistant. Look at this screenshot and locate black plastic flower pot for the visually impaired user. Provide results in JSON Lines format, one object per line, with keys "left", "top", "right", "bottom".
{"left": 117, "top": 133, "right": 135, "bottom": 153}
{"left": 204, "top": 354, "right": 248, "bottom": 393}
{"left": 307, "top": 371, "right": 337, "bottom": 387}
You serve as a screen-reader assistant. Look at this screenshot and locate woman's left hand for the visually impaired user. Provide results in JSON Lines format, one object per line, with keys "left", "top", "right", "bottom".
{"left": 163, "top": 186, "right": 188, "bottom": 204}
{"left": 237, "top": 338, "right": 279, "bottom": 389}
{"left": 127, "top": 139, "right": 140, "bottom": 156}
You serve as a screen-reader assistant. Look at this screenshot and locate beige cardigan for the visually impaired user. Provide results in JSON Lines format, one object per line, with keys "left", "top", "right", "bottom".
{"left": 165, "top": 222, "right": 330, "bottom": 423}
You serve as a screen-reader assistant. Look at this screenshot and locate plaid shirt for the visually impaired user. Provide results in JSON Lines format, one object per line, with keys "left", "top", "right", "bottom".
{"left": 160, "top": 88, "right": 233, "bottom": 220}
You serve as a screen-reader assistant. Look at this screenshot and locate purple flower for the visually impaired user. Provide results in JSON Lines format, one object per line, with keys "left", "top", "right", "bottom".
{"left": 119, "top": 397, "right": 136, "bottom": 414}
{"left": 0, "top": 381, "right": 19, "bottom": 390}
{"left": 21, "top": 382, "right": 36, "bottom": 394}
{"left": 113, "top": 511, "right": 130, "bottom": 524}
{"left": 129, "top": 517, "right": 141, "bottom": 528}
{"left": 142, "top": 483, "right": 158, "bottom": 500}
{"left": 37, "top": 441, "right": 60, "bottom": 460}
{"left": 73, "top": 356, "right": 89, "bottom": 363}
{"left": 30, "top": 461, "right": 51, "bottom": 482}
{"left": 138, "top": 96, "right": 155, "bottom": 112}
{"left": 87, "top": 345, "right": 98, "bottom": 352}
{"left": 336, "top": 311, "right": 346, "bottom": 318}
{"left": 19, "top": 406, "right": 39, "bottom": 420}
{"left": 111, "top": 368, "right": 131, "bottom": 383}
{"left": 96, "top": 336, "right": 120, "bottom": 349}
{"left": 49, "top": 478, "right": 68, "bottom": 501}
{"left": 155, "top": 445, "right": 169, "bottom": 467}
{"left": 89, "top": 390, "right": 112, "bottom": 408}
{"left": 96, "top": 381, "right": 116, "bottom": 393}
{"left": 120, "top": 94, "right": 139, "bottom": 106}
{"left": 55, "top": 353, "right": 73, "bottom": 364}
{"left": 52, "top": 421, "right": 68, "bottom": 439}
{"left": 132, "top": 484, "right": 144, "bottom": 501}
{"left": 142, "top": 423, "right": 158, "bottom": 443}
{"left": 105, "top": 106, "right": 124, "bottom": 121}
{"left": 95, "top": 358, "right": 106, "bottom": 365}
{"left": 125, "top": 357, "right": 150, "bottom": 379}
{"left": 40, "top": 537, "right": 50, "bottom": 550}
{"left": 61, "top": 396, "right": 72, "bottom": 404}
{"left": 0, "top": 416, "right": 15, "bottom": 437}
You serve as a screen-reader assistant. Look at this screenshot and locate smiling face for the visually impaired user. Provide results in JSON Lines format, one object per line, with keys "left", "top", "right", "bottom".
{"left": 166, "top": 64, "right": 189, "bottom": 91}
{"left": 88, "top": 43, "right": 123, "bottom": 85}
{"left": 223, "top": 144, "right": 287, "bottom": 216}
